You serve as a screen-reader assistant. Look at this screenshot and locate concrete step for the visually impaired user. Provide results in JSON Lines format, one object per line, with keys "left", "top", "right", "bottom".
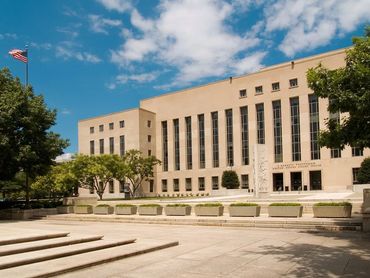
{"left": 0, "top": 234, "right": 104, "bottom": 256}
{"left": 0, "top": 239, "right": 179, "bottom": 278}
{"left": 0, "top": 232, "right": 70, "bottom": 246}
{"left": 0, "top": 238, "right": 136, "bottom": 270}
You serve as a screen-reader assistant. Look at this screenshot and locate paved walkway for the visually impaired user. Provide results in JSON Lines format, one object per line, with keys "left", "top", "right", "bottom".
{"left": 1, "top": 219, "right": 369, "bottom": 277}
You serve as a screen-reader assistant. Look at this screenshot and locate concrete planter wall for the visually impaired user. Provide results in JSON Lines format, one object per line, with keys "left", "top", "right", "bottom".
{"left": 94, "top": 206, "right": 114, "bottom": 215}
{"left": 34, "top": 208, "right": 58, "bottom": 217}
{"left": 74, "top": 206, "right": 93, "bottom": 214}
{"left": 268, "top": 206, "right": 303, "bottom": 217}
{"left": 57, "top": 206, "right": 74, "bottom": 214}
{"left": 0, "top": 208, "right": 34, "bottom": 220}
{"left": 313, "top": 206, "right": 352, "bottom": 218}
{"left": 165, "top": 206, "right": 191, "bottom": 216}
{"left": 138, "top": 206, "right": 163, "bottom": 215}
{"left": 229, "top": 206, "right": 260, "bottom": 217}
{"left": 195, "top": 206, "right": 224, "bottom": 216}
{"left": 115, "top": 206, "right": 137, "bottom": 215}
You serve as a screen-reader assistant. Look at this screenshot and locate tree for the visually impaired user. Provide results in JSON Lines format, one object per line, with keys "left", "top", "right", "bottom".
{"left": 123, "top": 150, "right": 160, "bottom": 197}
{"left": 0, "top": 68, "right": 69, "bottom": 206}
{"left": 221, "top": 170, "right": 240, "bottom": 189}
{"left": 306, "top": 27, "right": 370, "bottom": 149}
{"left": 358, "top": 157, "right": 370, "bottom": 184}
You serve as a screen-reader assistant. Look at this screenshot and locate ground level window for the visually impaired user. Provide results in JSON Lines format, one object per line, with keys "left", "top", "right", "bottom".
{"left": 291, "top": 172, "right": 302, "bottom": 191}
{"left": 149, "top": 180, "right": 154, "bottom": 193}
{"left": 241, "top": 174, "right": 249, "bottom": 189}
{"left": 186, "top": 178, "right": 192, "bottom": 191}
{"left": 352, "top": 168, "right": 360, "bottom": 184}
{"left": 198, "top": 177, "right": 205, "bottom": 191}
{"left": 173, "top": 179, "right": 179, "bottom": 192}
{"left": 119, "top": 181, "right": 124, "bottom": 193}
{"left": 109, "top": 180, "right": 114, "bottom": 193}
{"left": 309, "top": 171, "right": 322, "bottom": 190}
{"left": 162, "top": 179, "right": 168, "bottom": 192}
{"left": 273, "top": 173, "right": 284, "bottom": 191}
{"left": 212, "top": 176, "right": 219, "bottom": 190}
{"left": 89, "top": 185, "right": 94, "bottom": 194}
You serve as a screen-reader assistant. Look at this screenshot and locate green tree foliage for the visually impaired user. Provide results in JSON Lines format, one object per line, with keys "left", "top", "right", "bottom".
{"left": 221, "top": 170, "right": 240, "bottom": 189}
{"left": 306, "top": 27, "right": 370, "bottom": 149}
{"left": 358, "top": 157, "right": 370, "bottom": 184}
{"left": 0, "top": 68, "right": 69, "bottom": 205}
{"left": 122, "top": 150, "right": 161, "bottom": 197}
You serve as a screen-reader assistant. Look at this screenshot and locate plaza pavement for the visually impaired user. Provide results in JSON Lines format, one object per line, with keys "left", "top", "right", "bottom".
{"left": 1, "top": 219, "right": 369, "bottom": 277}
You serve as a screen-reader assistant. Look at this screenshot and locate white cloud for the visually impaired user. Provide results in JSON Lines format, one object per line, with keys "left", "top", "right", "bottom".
{"left": 88, "top": 14, "right": 122, "bottom": 34}
{"left": 30, "top": 42, "right": 52, "bottom": 50}
{"left": 56, "top": 42, "right": 101, "bottom": 63}
{"left": 264, "top": 0, "right": 370, "bottom": 57}
{"left": 108, "top": 72, "right": 159, "bottom": 89}
{"left": 61, "top": 108, "right": 72, "bottom": 115}
{"left": 56, "top": 26, "right": 79, "bottom": 38}
{"left": 96, "top": 0, "right": 132, "bottom": 13}
{"left": 0, "top": 33, "right": 17, "bottom": 40}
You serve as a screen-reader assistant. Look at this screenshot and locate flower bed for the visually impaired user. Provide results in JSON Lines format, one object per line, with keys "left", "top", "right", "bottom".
{"left": 195, "top": 203, "right": 224, "bottom": 216}
{"left": 138, "top": 204, "right": 163, "bottom": 215}
{"left": 268, "top": 203, "right": 303, "bottom": 217}
{"left": 313, "top": 202, "right": 352, "bottom": 218}
{"left": 229, "top": 203, "right": 260, "bottom": 217}
{"left": 115, "top": 204, "right": 137, "bottom": 215}
{"left": 165, "top": 204, "right": 191, "bottom": 216}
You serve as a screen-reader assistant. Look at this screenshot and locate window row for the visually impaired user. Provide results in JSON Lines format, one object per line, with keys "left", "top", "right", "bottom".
{"left": 89, "top": 120, "right": 152, "bottom": 134}
{"left": 239, "top": 78, "right": 298, "bottom": 98}
{"left": 89, "top": 136, "right": 126, "bottom": 156}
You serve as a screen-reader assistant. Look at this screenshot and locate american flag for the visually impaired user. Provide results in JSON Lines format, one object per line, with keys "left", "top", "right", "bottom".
{"left": 8, "top": 49, "right": 28, "bottom": 63}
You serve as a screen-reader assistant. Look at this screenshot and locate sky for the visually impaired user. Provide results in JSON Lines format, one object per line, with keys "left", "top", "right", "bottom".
{"left": 1, "top": 0, "right": 369, "bottom": 154}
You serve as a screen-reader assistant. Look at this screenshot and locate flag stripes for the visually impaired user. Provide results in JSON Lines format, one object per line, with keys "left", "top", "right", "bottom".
{"left": 9, "top": 49, "right": 28, "bottom": 63}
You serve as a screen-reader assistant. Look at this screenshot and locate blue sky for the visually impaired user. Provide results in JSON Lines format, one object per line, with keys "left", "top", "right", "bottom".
{"left": 1, "top": 0, "right": 369, "bottom": 154}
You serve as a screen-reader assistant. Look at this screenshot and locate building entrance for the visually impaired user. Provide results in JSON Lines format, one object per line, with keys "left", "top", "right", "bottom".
{"left": 310, "top": 171, "right": 322, "bottom": 190}
{"left": 273, "top": 173, "right": 284, "bottom": 191}
{"left": 291, "top": 172, "right": 302, "bottom": 191}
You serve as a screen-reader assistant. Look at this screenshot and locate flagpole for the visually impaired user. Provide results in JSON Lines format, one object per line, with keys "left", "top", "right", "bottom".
{"left": 25, "top": 45, "right": 28, "bottom": 86}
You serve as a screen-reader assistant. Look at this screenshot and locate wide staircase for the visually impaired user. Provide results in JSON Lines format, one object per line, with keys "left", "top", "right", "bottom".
{"left": 0, "top": 231, "right": 178, "bottom": 278}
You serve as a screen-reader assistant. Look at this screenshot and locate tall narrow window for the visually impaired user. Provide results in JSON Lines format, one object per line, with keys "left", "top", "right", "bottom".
{"left": 161, "top": 179, "right": 168, "bottom": 192}
{"left": 240, "top": 106, "right": 249, "bottom": 165}
{"left": 99, "top": 124, "right": 104, "bottom": 132}
{"left": 309, "top": 95, "right": 320, "bottom": 160}
{"left": 109, "top": 137, "right": 114, "bottom": 154}
{"left": 173, "top": 179, "right": 179, "bottom": 192}
{"left": 290, "top": 97, "right": 301, "bottom": 161}
{"left": 198, "top": 114, "right": 205, "bottom": 169}
{"left": 162, "top": 121, "right": 168, "bottom": 171}
{"left": 185, "top": 178, "right": 192, "bottom": 191}
{"left": 99, "top": 139, "right": 104, "bottom": 154}
{"left": 256, "top": 103, "right": 265, "bottom": 144}
{"left": 272, "top": 100, "right": 283, "bottom": 163}
{"left": 109, "top": 122, "right": 114, "bottom": 130}
{"left": 329, "top": 99, "right": 341, "bottom": 158}
{"left": 119, "top": 135, "right": 125, "bottom": 157}
{"left": 185, "top": 116, "right": 192, "bottom": 169}
{"left": 90, "top": 127, "right": 94, "bottom": 134}
{"left": 90, "top": 140, "right": 94, "bottom": 155}
{"left": 212, "top": 176, "right": 219, "bottom": 190}
{"left": 211, "top": 112, "right": 219, "bottom": 168}
{"left": 198, "top": 177, "right": 205, "bottom": 191}
{"left": 352, "top": 147, "right": 363, "bottom": 157}
{"left": 109, "top": 180, "right": 114, "bottom": 193}
{"left": 241, "top": 175, "right": 249, "bottom": 189}
{"left": 173, "top": 119, "right": 180, "bottom": 171}
{"left": 225, "top": 109, "right": 234, "bottom": 166}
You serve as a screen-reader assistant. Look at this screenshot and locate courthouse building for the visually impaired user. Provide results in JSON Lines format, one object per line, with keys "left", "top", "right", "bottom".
{"left": 78, "top": 48, "right": 369, "bottom": 197}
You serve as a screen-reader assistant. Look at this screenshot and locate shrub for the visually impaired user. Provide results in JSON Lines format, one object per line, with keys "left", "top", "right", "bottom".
{"left": 358, "top": 157, "right": 370, "bottom": 183}
{"left": 139, "top": 204, "right": 161, "bottom": 207}
{"left": 116, "top": 204, "right": 136, "bottom": 207}
{"left": 75, "top": 205, "right": 92, "bottom": 208}
{"left": 166, "top": 204, "right": 190, "bottom": 207}
{"left": 96, "top": 204, "right": 110, "bottom": 207}
{"left": 230, "top": 203, "right": 259, "bottom": 207}
{"left": 269, "top": 203, "right": 301, "bottom": 206}
{"left": 222, "top": 170, "right": 240, "bottom": 189}
{"left": 314, "top": 202, "right": 352, "bottom": 207}
{"left": 195, "top": 203, "right": 223, "bottom": 207}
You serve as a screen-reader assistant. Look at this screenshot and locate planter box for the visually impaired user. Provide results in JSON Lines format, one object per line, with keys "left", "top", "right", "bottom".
{"left": 165, "top": 206, "right": 191, "bottom": 216}
{"left": 138, "top": 206, "right": 163, "bottom": 215}
{"left": 74, "top": 206, "right": 93, "bottom": 214}
{"left": 94, "top": 206, "right": 114, "bottom": 215}
{"left": 34, "top": 208, "right": 58, "bottom": 217}
{"left": 115, "top": 206, "right": 137, "bottom": 215}
{"left": 195, "top": 206, "right": 224, "bottom": 216}
{"left": 313, "top": 206, "right": 352, "bottom": 218}
{"left": 268, "top": 206, "right": 303, "bottom": 217}
{"left": 57, "top": 206, "right": 74, "bottom": 214}
{"left": 229, "top": 206, "right": 260, "bottom": 217}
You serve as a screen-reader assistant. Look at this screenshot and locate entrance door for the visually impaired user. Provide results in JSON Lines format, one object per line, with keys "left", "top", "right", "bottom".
{"left": 310, "top": 171, "right": 322, "bottom": 190}
{"left": 273, "top": 173, "right": 284, "bottom": 191}
{"left": 291, "top": 172, "right": 302, "bottom": 191}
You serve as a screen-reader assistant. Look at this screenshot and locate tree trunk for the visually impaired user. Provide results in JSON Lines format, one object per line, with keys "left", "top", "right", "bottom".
{"left": 98, "top": 193, "right": 103, "bottom": 200}
{"left": 25, "top": 173, "right": 30, "bottom": 208}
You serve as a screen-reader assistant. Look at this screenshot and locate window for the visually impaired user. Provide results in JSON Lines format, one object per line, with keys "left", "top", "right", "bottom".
{"left": 173, "top": 119, "right": 180, "bottom": 171}
{"left": 109, "top": 180, "right": 114, "bottom": 193}
{"left": 198, "top": 114, "right": 205, "bottom": 169}
{"left": 310, "top": 171, "right": 322, "bottom": 190}
{"left": 352, "top": 147, "right": 363, "bottom": 157}
{"left": 90, "top": 140, "right": 94, "bottom": 155}
{"left": 99, "top": 139, "right": 104, "bottom": 154}
{"left": 239, "top": 89, "right": 247, "bottom": 98}
{"left": 119, "top": 120, "right": 125, "bottom": 128}
{"left": 89, "top": 185, "right": 94, "bottom": 194}
{"left": 119, "top": 135, "right": 125, "bottom": 157}
{"left": 290, "top": 97, "right": 301, "bottom": 161}
{"left": 147, "top": 120, "right": 151, "bottom": 128}
{"left": 99, "top": 125, "right": 104, "bottom": 132}
{"left": 225, "top": 109, "right": 234, "bottom": 166}
{"left": 186, "top": 178, "right": 192, "bottom": 191}
{"left": 272, "top": 82, "right": 280, "bottom": 91}
{"left": 109, "top": 137, "right": 114, "bottom": 154}
{"left": 256, "top": 103, "right": 265, "bottom": 144}
{"left": 329, "top": 99, "right": 341, "bottom": 159}
{"left": 331, "top": 148, "right": 341, "bottom": 158}
{"left": 109, "top": 122, "right": 114, "bottom": 130}
{"left": 353, "top": 168, "right": 360, "bottom": 184}
{"left": 241, "top": 175, "right": 249, "bottom": 189}
{"left": 289, "top": 78, "right": 298, "bottom": 88}
{"left": 273, "top": 173, "right": 284, "bottom": 191}
{"left": 198, "top": 177, "right": 205, "bottom": 191}
{"left": 309, "top": 95, "right": 320, "bottom": 160}
{"left": 212, "top": 176, "right": 219, "bottom": 190}
{"left": 148, "top": 135, "right": 152, "bottom": 142}
{"left": 240, "top": 106, "right": 249, "bottom": 165}
{"left": 273, "top": 100, "right": 283, "bottom": 163}
{"left": 291, "top": 172, "right": 302, "bottom": 191}
{"left": 161, "top": 179, "right": 168, "bottom": 192}
{"left": 255, "top": 86, "right": 263, "bottom": 94}
{"left": 149, "top": 180, "right": 154, "bottom": 192}
{"left": 162, "top": 121, "right": 168, "bottom": 171}
{"left": 211, "top": 112, "right": 219, "bottom": 168}
{"left": 119, "top": 181, "right": 124, "bottom": 193}
{"left": 185, "top": 116, "right": 193, "bottom": 170}
{"left": 148, "top": 150, "right": 152, "bottom": 156}
{"left": 173, "top": 179, "right": 179, "bottom": 192}
{"left": 90, "top": 127, "right": 94, "bottom": 134}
